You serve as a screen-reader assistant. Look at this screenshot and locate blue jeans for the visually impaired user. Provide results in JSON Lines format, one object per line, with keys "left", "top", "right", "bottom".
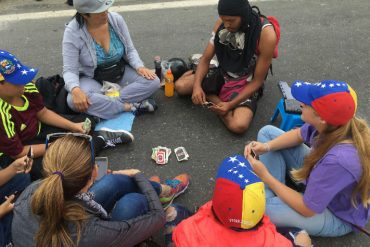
{"left": 0, "top": 173, "right": 31, "bottom": 204}
{"left": 0, "top": 213, "right": 12, "bottom": 247}
{"left": 0, "top": 173, "right": 31, "bottom": 246}
{"left": 89, "top": 174, "right": 161, "bottom": 221}
{"left": 258, "top": 125, "right": 352, "bottom": 237}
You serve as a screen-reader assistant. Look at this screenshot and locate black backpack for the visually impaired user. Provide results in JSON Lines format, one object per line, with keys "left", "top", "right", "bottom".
{"left": 35, "top": 74, "right": 76, "bottom": 115}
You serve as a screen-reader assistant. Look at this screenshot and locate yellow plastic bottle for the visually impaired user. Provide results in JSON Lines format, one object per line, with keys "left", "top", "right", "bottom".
{"left": 164, "top": 68, "right": 175, "bottom": 97}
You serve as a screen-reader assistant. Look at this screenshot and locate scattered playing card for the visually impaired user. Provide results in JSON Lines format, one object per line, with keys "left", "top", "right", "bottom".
{"left": 152, "top": 146, "right": 172, "bottom": 165}
{"left": 174, "top": 147, "right": 189, "bottom": 162}
{"left": 156, "top": 150, "right": 166, "bottom": 165}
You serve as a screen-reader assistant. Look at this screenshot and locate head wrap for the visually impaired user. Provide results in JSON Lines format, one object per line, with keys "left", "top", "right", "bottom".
{"left": 215, "top": 0, "right": 262, "bottom": 75}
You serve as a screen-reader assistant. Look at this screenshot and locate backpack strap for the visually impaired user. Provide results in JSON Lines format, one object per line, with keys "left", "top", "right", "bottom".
{"left": 266, "top": 16, "right": 281, "bottom": 58}
{"left": 255, "top": 16, "right": 280, "bottom": 58}
{"left": 255, "top": 16, "right": 280, "bottom": 77}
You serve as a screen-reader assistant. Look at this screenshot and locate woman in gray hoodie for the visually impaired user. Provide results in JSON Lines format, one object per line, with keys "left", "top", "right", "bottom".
{"left": 63, "top": 0, "right": 160, "bottom": 119}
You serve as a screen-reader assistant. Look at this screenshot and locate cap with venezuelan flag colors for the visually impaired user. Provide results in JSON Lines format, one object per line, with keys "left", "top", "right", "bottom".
{"left": 0, "top": 50, "right": 38, "bottom": 85}
{"left": 292, "top": 80, "right": 357, "bottom": 126}
{"left": 212, "top": 155, "right": 265, "bottom": 230}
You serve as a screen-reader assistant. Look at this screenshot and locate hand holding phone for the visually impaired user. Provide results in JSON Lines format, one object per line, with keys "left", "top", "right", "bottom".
{"left": 250, "top": 148, "right": 258, "bottom": 160}
{"left": 245, "top": 141, "right": 259, "bottom": 160}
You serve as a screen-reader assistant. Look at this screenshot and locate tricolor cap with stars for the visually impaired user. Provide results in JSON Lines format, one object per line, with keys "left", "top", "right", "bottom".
{"left": 212, "top": 155, "right": 265, "bottom": 230}
{"left": 0, "top": 50, "right": 38, "bottom": 85}
{"left": 292, "top": 80, "right": 357, "bottom": 126}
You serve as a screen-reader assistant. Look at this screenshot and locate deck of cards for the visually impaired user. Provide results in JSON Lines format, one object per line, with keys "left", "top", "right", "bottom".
{"left": 151, "top": 146, "right": 172, "bottom": 165}
{"left": 174, "top": 147, "right": 189, "bottom": 162}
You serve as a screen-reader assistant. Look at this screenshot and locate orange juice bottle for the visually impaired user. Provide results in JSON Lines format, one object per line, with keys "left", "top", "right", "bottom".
{"left": 164, "top": 68, "right": 174, "bottom": 97}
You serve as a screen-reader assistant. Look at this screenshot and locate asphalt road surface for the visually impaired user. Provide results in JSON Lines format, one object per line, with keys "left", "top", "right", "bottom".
{"left": 1, "top": 0, "right": 369, "bottom": 246}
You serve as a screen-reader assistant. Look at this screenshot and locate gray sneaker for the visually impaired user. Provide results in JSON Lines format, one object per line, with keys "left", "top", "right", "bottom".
{"left": 132, "top": 99, "right": 157, "bottom": 116}
{"left": 98, "top": 129, "right": 134, "bottom": 147}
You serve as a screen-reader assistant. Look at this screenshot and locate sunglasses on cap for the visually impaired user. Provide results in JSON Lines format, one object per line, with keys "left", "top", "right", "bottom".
{"left": 45, "top": 133, "right": 95, "bottom": 166}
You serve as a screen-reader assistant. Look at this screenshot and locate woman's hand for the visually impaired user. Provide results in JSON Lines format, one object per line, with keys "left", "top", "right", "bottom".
{"left": 245, "top": 151, "right": 270, "bottom": 181}
{"left": 71, "top": 87, "right": 91, "bottom": 112}
{"left": 0, "top": 194, "right": 15, "bottom": 218}
{"left": 209, "top": 101, "right": 231, "bottom": 116}
{"left": 11, "top": 156, "right": 32, "bottom": 174}
{"left": 113, "top": 169, "right": 141, "bottom": 177}
{"left": 244, "top": 141, "right": 269, "bottom": 157}
{"left": 191, "top": 86, "right": 206, "bottom": 105}
{"left": 137, "top": 67, "right": 157, "bottom": 80}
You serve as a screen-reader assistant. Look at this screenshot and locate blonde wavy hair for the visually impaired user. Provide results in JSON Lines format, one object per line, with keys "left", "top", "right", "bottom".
{"left": 31, "top": 135, "right": 93, "bottom": 247}
{"left": 291, "top": 117, "right": 370, "bottom": 208}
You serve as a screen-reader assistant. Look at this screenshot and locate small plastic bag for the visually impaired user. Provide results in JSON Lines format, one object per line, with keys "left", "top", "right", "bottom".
{"left": 101, "top": 81, "right": 121, "bottom": 97}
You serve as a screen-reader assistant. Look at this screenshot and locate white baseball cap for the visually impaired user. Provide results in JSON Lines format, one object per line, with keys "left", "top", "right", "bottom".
{"left": 74, "top": 0, "right": 115, "bottom": 14}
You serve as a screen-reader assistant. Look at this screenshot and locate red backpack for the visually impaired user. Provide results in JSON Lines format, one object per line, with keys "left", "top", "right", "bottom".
{"left": 266, "top": 16, "right": 280, "bottom": 58}
{"left": 256, "top": 16, "right": 281, "bottom": 58}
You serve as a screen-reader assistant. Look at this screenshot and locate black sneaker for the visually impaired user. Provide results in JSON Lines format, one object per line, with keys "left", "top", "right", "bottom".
{"left": 98, "top": 129, "right": 134, "bottom": 147}
{"left": 132, "top": 99, "right": 158, "bottom": 116}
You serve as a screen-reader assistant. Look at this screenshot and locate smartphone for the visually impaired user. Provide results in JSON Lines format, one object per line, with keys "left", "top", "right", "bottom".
{"left": 246, "top": 141, "right": 258, "bottom": 159}
{"left": 95, "top": 157, "right": 108, "bottom": 180}
{"left": 251, "top": 149, "right": 259, "bottom": 160}
{"left": 250, "top": 149, "right": 256, "bottom": 158}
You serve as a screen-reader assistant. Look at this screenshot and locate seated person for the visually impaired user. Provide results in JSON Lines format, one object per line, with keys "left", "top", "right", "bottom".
{"left": 244, "top": 80, "right": 369, "bottom": 236}
{"left": 175, "top": 0, "right": 277, "bottom": 134}
{"left": 12, "top": 133, "right": 190, "bottom": 247}
{"left": 64, "top": 0, "right": 160, "bottom": 119}
{"left": 0, "top": 50, "right": 133, "bottom": 181}
{"left": 0, "top": 156, "right": 31, "bottom": 246}
{"left": 170, "top": 155, "right": 311, "bottom": 247}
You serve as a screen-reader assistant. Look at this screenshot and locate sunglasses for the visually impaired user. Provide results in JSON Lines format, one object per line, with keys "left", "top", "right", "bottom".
{"left": 219, "top": 39, "right": 239, "bottom": 51}
{"left": 45, "top": 133, "right": 95, "bottom": 166}
{"left": 218, "top": 30, "right": 244, "bottom": 53}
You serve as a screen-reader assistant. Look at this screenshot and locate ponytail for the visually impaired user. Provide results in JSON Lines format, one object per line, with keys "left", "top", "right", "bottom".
{"left": 31, "top": 135, "right": 93, "bottom": 247}
{"left": 349, "top": 118, "right": 370, "bottom": 207}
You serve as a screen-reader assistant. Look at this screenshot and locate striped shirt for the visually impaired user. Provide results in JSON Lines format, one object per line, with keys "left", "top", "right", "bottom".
{"left": 0, "top": 83, "right": 44, "bottom": 157}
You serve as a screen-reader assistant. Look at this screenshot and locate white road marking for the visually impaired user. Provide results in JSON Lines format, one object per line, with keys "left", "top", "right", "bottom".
{"left": 0, "top": 0, "right": 276, "bottom": 23}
